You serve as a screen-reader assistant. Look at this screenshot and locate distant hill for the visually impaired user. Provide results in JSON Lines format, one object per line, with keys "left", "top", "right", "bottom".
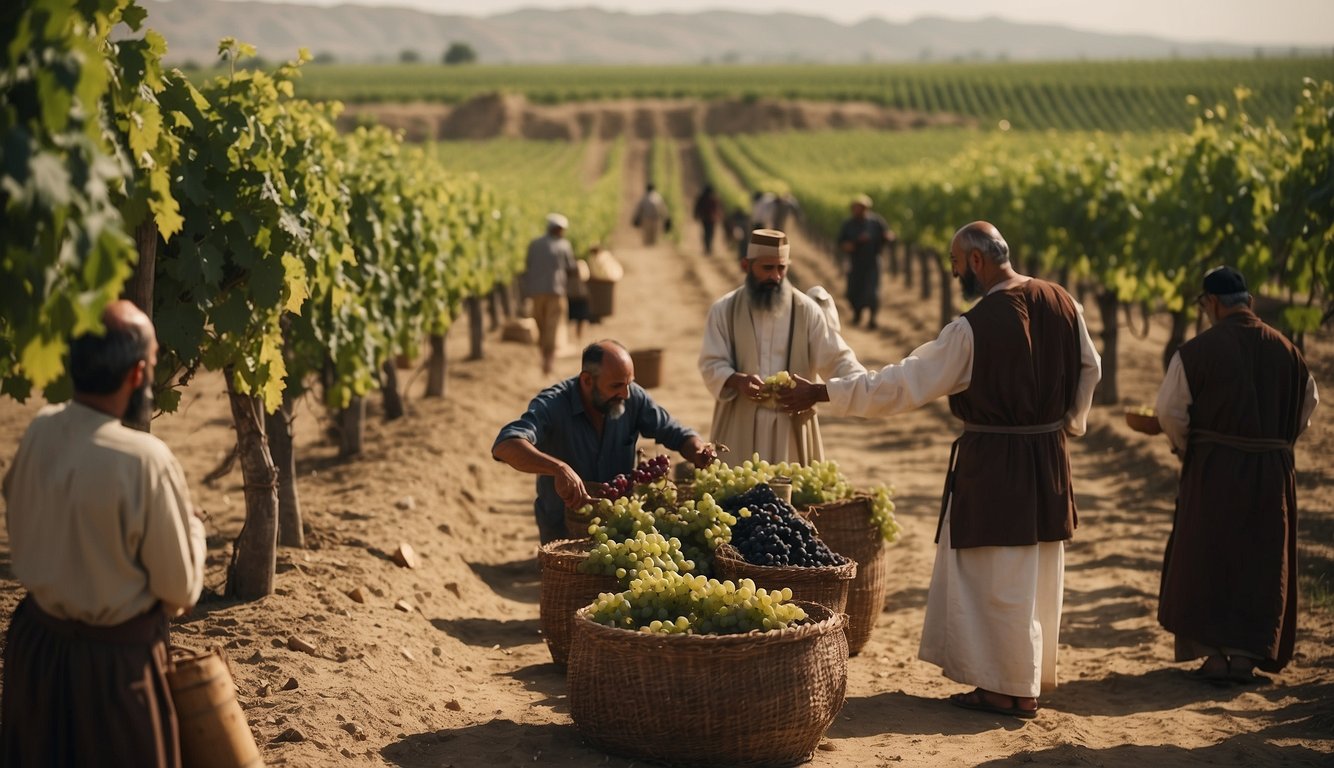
{"left": 137, "top": 0, "right": 1326, "bottom": 66}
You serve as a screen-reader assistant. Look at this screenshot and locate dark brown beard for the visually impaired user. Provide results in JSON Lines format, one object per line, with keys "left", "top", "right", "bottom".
{"left": 745, "top": 272, "right": 785, "bottom": 310}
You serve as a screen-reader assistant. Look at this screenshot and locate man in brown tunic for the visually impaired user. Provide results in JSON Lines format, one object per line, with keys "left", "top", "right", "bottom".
{"left": 780, "top": 222, "right": 1101, "bottom": 718}
{"left": 1155, "top": 266, "right": 1319, "bottom": 684}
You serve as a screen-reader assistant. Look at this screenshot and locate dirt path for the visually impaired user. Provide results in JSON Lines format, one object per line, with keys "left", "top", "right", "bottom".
{"left": 0, "top": 132, "right": 1331, "bottom": 767}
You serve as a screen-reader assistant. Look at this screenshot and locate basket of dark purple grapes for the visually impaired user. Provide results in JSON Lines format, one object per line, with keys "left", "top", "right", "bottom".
{"left": 713, "top": 484, "right": 857, "bottom": 614}
{"left": 537, "top": 539, "right": 617, "bottom": 665}
{"left": 565, "top": 453, "right": 674, "bottom": 538}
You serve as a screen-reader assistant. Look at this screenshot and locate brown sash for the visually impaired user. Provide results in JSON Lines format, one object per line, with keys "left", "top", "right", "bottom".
{"left": 1189, "top": 429, "right": 1293, "bottom": 454}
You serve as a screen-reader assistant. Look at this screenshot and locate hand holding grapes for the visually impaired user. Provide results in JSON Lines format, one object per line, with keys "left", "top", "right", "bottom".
{"left": 777, "top": 373, "right": 828, "bottom": 414}
{"left": 554, "top": 463, "right": 593, "bottom": 510}
{"left": 682, "top": 436, "right": 717, "bottom": 468}
{"left": 727, "top": 372, "right": 766, "bottom": 402}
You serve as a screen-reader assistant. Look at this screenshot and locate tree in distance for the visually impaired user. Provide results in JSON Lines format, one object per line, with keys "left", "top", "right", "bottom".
{"left": 399, "top": 48, "right": 421, "bottom": 63}
{"left": 443, "top": 41, "right": 476, "bottom": 65}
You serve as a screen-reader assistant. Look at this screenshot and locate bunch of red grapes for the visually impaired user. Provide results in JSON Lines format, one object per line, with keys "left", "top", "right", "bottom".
{"left": 602, "top": 454, "right": 672, "bottom": 499}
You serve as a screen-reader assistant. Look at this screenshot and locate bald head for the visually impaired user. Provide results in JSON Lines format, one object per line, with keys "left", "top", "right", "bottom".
{"left": 581, "top": 340, "right": 631, "bottom": 378}
{"left": 951, "top": 221, "right": 1009, "bottom": 266}
{"left": 70, "top": 300, "right": 156, "bottom": 395}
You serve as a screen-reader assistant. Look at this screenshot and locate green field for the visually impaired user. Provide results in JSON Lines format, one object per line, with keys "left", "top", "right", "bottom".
{"left": 219, "top": 57, "right": 1334, "bottom": 132}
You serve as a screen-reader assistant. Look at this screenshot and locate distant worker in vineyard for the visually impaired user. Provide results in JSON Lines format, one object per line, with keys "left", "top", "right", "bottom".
{"left": 693, "top": 183, "right": 722, "bottom": 255}
{"left": 772, "top": 191, "right": 803, "bottom": 232}
{"left": 1, "top": 300, "right": 207, "bottom": 767}
{"left": 632, "top": 182, "right": 670, "bottom": 246}
{"left": 1154, "top": 266, "right": 1319, "bottom": 686}
{"left": 837, "top": 194, "right": 896, "bottom": 330}
{"left": 493, "top": 340, "right": 717, "bottom": 543}
{"left": 699, "top": 229, "right": 865, "bottom": 464}
{"left": 522, "top": 212, "right": 576, "bottom": 376}
{"left": 778, "top": 221, "right": 1101, "bottom": 720}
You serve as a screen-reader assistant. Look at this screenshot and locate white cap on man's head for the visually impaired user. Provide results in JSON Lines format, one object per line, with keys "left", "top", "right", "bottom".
{"left": 747, "top": 229, "right": 791, "bottom": 262}
{"left": 546, "top": 212, "right": 569, "bottom": 230}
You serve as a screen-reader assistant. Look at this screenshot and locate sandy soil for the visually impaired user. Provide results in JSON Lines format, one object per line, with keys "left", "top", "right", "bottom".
{"left": 1, "top": 136, "right": 1331, "bottom": 768}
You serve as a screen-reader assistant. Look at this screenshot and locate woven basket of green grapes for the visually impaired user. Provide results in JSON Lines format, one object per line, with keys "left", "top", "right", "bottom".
{"left": 537, "top": 539, "right": 618, "bottom": 665}
{"left": 568, "top": 586, "right": 848, "bottom": 767}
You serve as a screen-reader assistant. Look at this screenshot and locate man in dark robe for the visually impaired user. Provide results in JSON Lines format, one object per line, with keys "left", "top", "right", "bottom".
{"left": 1155, "top": 266, "right": 1319, "bottom": 684}
{"left": 836, "top": 194, "right": 895, "bottom": 329}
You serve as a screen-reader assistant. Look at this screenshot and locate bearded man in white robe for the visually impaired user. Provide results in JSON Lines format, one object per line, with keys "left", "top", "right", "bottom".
{"left": 698, "top": 229, "right": 864, "bottom": 464}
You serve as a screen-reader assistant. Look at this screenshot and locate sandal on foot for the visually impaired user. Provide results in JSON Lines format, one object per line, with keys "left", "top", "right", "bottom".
{"left": 948, "top": 689, "right": 1038, "bottom": 720}
{"left": 1186, "top": 657, "right": 1233, "bottom": 686}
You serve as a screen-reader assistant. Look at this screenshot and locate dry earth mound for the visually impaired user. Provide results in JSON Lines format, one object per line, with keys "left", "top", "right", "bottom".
{"left": 337, "top": 95, "right": 972, "bottom": 141}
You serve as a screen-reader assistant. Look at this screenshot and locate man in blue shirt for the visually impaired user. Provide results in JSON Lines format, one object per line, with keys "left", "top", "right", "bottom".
{"left": 493, "top": 340, "right": 715, "bottom": 542}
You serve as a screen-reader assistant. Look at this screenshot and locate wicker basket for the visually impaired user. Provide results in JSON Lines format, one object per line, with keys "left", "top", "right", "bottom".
{"left": 564, "top": 506, "right": 597, "bottom": 539}
{"left": 537, "top": 540, "right": 618, "bottom": 665}
{"left": 712, "top": 543, "right": 856, "bottom": 614}
{"left": 1124, "top": 408, "right": 1162, "bottom": 435}
{"left": 568, "top": 602, "right": 848, "bottom": 767}
{"left": 800, "top": 497, "right": 889, "bottom": 655}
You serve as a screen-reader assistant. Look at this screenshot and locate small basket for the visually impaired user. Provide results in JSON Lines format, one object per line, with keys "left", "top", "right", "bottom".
{"left": 568, "top": 602, "right": 848, "bottom": 767}
{"left": 1125, "top": 408, "right": 1162, "bottom": 435}
{"left": 564, "top": 505, "right": 597, "bottom": 539}
{"left": 800, "top": 496, "right": 889, "bottom": 655}
{"left": 712, "top": 543, "right": 856, "bottom": 615}
{"left": 630, "top": 348, "right": 664, "bottom": 389}
{"left": 537, "top": 540, "right": 618, "bottom": 665}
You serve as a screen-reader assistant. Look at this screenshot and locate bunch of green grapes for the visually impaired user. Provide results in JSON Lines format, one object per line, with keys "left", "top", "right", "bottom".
{"left": 760, "top": 370, "right": 796, "bottom": 398}
{"left": 869, "top": 484, "right": 901, "bottom": 543}
{"left": 690, "top": 455, "right": 900, "bottom": 543}
{"left": 587, "top": 572, "right": 808, "bottom": 634}
{"left": 579, "top": 529, "right": 693, "bottom": 583}
{"left": 580, "top": 493, "right": 736, "bottom": 576}
{"left": 689, "top": 454, "right": 848, "bottom": 505}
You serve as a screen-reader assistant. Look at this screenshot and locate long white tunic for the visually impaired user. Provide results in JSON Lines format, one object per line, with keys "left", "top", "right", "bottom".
{"left": 825, "top": 277, "right": 1101, "bottom": 697}
{"left": 699, "top": 284, "right": 864, "bottom": 463}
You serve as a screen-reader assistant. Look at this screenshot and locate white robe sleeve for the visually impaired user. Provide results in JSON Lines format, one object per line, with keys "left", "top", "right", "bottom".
{"left": 824, "top": 317, "right": 974, "bottom": 418}
{"left": 699, "top": 294, "right": 739, "bottom": 402}
{"left": 1155, "top": 351, "right": 1191, "bottom": 455}
{"left": 1065, "top": 309, "right": 1102, "bottom": 437}
{"left": 1299, "top": 373, "right": 1319, "bottom": 437}
{"left": 808, "top": 307, "right": 865, "bottom": 382}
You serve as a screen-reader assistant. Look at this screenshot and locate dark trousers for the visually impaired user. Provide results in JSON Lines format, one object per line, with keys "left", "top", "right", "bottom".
{"left": 1, "top": 595, "right": 180, "bottom": 768}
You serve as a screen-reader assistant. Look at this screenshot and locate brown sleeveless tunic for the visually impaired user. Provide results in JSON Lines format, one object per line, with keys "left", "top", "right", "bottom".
{"left": 1158, "top": 309, "right": 1309, "bottom": 671}
{"left": 944, "top": 279, "right": 1083, "bottom": 548}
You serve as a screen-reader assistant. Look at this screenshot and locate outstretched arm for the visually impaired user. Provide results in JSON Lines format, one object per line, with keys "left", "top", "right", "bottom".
{"left": 492, "top": 438, "right": 591, "bottom": 509}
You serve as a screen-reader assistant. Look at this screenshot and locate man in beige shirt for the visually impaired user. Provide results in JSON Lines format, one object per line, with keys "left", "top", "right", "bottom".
{"left": 2, "top": 300, "right": 206, "bottom": 768}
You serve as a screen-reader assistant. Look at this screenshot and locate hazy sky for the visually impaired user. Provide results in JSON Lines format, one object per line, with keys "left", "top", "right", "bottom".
{"left": 246, "top": 0, "right": 1334, "bottom": 46}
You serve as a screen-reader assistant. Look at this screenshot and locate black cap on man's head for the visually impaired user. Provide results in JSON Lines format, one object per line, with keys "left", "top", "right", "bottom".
{"left": 1201, "top": 266, "right": 1247, "bottom": 296}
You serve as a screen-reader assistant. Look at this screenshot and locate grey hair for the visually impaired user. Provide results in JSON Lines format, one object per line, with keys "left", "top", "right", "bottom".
{"left": 953, "top": 226, "right": 1010, "bottom": 266}
{"left": 1216, "top": 291, "right": 1251, "bottom": 308}
{"left": 581, "top": 340, "right": 628, "bottom": 377}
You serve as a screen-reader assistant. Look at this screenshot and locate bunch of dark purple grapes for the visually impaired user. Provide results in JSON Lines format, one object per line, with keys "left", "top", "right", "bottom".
{"left": 602, "top": 454, "right": 673, "bottom": 500}
{"left": 721, "top": 484, "right": 845, "bottom": 568}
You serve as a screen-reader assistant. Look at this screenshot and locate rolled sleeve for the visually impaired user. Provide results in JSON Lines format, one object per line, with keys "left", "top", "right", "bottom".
{"left": 493, "top": 392, "right": 556, "bottom": 452}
